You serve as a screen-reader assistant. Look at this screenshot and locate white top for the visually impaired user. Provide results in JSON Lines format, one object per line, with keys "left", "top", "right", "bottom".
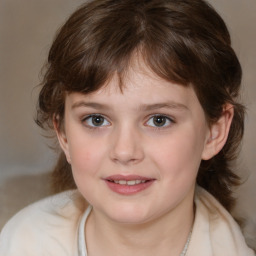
{"left": 0, "top": 187, "right": 254, "bottom": 256}
{"left": 78, "top": 205, "right": 91, "bottom": 256}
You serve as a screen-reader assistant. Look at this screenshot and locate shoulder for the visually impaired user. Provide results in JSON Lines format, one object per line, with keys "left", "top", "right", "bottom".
{"left": 188, "top": 186, "right": 255, "bottom": 256}
{"left": 0, "top": 190, "right": 87, "bottom": 256}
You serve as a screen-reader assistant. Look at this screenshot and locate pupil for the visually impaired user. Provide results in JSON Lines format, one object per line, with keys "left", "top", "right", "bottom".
{"left": 92, "top": 116, "right": 104, "bottom": 126}
{"left": 153, "top": 116, "right": 166, "bottom": 126}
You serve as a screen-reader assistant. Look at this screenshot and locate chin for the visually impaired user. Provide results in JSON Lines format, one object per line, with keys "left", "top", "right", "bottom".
{"left": 104, "top": 204, "right": 154, "bottom": 225}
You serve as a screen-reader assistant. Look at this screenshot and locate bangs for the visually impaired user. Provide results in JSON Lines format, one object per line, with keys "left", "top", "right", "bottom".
{"left": 58, "top": 41, "right": 192, "bottom": 95}
{"left": 48, "top": 0, "right": 220, "bottom": 94}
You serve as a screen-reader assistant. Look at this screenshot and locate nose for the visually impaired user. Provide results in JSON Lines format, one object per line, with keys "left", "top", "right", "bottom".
{"left": 109, "top": 125, "right": 144, "bottom": 165}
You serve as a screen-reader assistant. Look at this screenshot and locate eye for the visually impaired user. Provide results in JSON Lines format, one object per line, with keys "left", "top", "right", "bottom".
{"left": 83, "top": 115, "right": 110, "bottom": 127}
{"left": 146, "top": 115, "right": 173, "bottom": 128}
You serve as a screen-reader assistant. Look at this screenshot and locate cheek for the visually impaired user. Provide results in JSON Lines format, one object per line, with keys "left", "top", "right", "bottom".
{"left": 150, "top": 131, "right": 204, "bottom": 178}
{"left": 68, "top": 136, "right": 105, "bottom": 177}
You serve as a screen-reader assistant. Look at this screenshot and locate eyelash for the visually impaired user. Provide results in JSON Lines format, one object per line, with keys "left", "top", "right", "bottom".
{"left": 81, "top": 114, "right": 111, "bottom": 129}
{"left": 81, "top": 114, "right": 175, "bottom": 130}
{"left": 145, "top": 115, "right": 175, "bottom": 129}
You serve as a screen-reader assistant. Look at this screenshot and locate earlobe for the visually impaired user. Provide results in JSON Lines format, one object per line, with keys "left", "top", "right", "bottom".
{"left": 202, "top": 104, "right": 234, "bottom": 160}
{"left": 53, "top": 116, "right": 71, "bottom": 164}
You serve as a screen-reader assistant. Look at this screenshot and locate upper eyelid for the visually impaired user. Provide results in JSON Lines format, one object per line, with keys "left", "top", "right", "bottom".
{"left": 81, "top": 114, "right": 111, "bottom": 127}
{"left": 81, "top": 113, "right": 109, "bottom": 121}
{"left": 146, "top": 114, "right": 175, "bottom": 122}
{"left": 144, "top": 114, "right": 175, "bottom": 129}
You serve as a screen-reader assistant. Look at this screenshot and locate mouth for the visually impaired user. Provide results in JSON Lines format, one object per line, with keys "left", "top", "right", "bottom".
{"left": 104, "top": 175, "right": 155, "bottom": 195}
{"left": 107, "top": 179, "right": 148, "bottom": 186}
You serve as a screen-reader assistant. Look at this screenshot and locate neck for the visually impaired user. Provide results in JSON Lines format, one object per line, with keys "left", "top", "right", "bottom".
{"left": 85, "top": 197, "right": 194, "bottom": 256}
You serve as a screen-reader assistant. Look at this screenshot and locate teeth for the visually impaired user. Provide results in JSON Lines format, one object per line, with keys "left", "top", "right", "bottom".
{"left": 127, "top": 180, "right": 136, "bottom": 185}
{"left": 112, "top": 180, "right": 146, "bottom": 185}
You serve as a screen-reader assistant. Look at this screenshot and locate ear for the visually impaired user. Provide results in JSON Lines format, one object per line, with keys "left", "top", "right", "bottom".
{"left": 53, "top": 116, "right": 71, "bottom": 164}
{"left": 202, "top": 104, "right": 234, "bottom": 160}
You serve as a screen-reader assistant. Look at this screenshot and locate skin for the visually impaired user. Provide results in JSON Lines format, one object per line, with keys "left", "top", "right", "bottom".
{"left": 56, "top": 60, "right": 233, "bottom": 256}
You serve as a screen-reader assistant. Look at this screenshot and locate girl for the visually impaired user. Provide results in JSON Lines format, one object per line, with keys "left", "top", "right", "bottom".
{"left": 0, "top": 0, "right": 254, "bottom": 255}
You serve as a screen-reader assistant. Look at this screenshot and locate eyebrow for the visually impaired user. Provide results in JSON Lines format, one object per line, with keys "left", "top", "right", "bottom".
{"left": 71, "top": 101, "right": 188, "bottom": 111}
{"left": 138, "top": 102, "right": 188, "bottom": 111}
{"left": 71, "top": 102, "right": 110, "bottom": 110}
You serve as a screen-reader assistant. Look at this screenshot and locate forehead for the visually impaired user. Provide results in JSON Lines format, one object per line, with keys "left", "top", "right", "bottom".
{"left": 66, "top": 60, "right": 202, "bottom": 115}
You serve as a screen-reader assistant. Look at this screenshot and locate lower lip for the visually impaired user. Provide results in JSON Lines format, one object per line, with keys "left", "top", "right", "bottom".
{"left": 105, "top": 180, "right": 155, "bottom": 195}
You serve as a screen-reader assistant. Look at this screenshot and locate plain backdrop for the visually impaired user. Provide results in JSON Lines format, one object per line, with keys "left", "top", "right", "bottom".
{"left": 0, "top": 0, "right": 255, "bottom": 245}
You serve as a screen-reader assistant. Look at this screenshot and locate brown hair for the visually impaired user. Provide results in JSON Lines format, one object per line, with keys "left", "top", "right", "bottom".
{"left": 36, "top": 0, "right": 244, "bottom": 212}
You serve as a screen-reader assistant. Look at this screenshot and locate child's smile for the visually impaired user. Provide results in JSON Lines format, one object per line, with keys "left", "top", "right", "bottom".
{"left": 57, "top": 59, "right": 212, "bottom": 225}
{"left": 103, "top": 174, "right": 156, "bottom": 195}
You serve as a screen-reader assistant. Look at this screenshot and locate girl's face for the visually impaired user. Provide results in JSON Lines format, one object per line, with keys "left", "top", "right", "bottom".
{"left": 58, "top": 62, "right": 213, "bottom": 225}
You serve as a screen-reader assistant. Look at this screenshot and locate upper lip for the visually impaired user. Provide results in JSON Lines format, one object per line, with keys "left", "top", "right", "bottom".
{"left": 104, "top": 174, "right": 155, "bottom": 181}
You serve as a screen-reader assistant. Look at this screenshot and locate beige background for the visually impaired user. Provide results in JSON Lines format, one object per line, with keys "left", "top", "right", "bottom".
{"left": 0, "top": 0, "right": 255, "bottom": 247}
